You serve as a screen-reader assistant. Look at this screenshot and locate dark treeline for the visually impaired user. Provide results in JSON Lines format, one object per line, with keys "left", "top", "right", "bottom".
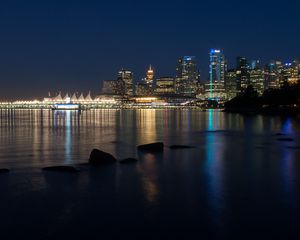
{"left": 224, "top": 84, "right": 300, "bottom": 114}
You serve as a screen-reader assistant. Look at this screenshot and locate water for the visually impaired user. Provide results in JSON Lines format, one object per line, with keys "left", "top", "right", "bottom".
{"left": 1, "top": 109, "right": 300, "bottom": 239}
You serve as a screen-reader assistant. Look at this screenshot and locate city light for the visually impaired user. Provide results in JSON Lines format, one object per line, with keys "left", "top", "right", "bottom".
{"left": 1, "top": 50, "right": 300, "bottom": 109}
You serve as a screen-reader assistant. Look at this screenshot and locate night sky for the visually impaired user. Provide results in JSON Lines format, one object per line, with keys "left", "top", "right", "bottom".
{"left": 0, "top": 0, "right": 299, "bottom": 100}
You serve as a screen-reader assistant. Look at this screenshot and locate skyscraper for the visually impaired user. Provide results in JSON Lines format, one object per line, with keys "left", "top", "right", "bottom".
{"left": 175, "top": 56, "right": 199, "bottom": 96}
{"left": 236, "top": 57, "right": 249, "bottom": 91}
{"left": 155, "top": 77, "right": 175, "bottom": 95}
{"left": 135, "top": 81, "right": 151, "bottom": 96}
{"left": 281, "top": 60, "right": 300, "bottom": 85}
{"left": 146, "top": 65, "right": 154, "bottom": 86}
{"left": 249, "top": 68, "right": 265, "bottom": 95}
{"left": 101, "top": 80, "right": 117, "bottom": 95}
{"left": 135, "top": 65, "right": 154, "bottom": 96}
{"left": 225, "top": 69, "right": 237, "bottom": 100}
{"left": 209, "top": 49, "right": 226, "bottom": 84}
{"left": 249, "top": 60, "right": 260, "bottom": 70}
{"left": 118, "top": 69, "right": 133, "bottom": 96}
{"left": 205, "top": 49, "right": 226, "bottom": 100}
{"left": 265, "top": 60, "right": 282, "bottom": 89}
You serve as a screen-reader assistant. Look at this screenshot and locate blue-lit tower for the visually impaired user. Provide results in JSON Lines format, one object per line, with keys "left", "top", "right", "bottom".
{"left": 209, "top": 49, "right": 226, "bottom": 84}
{"left": 206, "top": 49, "right": 226, "bottom": 100}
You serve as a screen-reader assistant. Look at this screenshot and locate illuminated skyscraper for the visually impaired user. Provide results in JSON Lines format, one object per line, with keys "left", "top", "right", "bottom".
{"left": 209, "top": 49, "right": 226, "bottom": 84}
{"left": 118, "top": 69, "right": 133, "bottom": 96}
{"left": 249, "top": 68, "right": 265, "bottom": 95}
{"left": 249, "top": 60, "right": 260, "bottom": 70}
{"left": 155, "top": 77, "right": 175, "bottom": 95}
{"left": 102, "top": 80, "right": 116, "bottom": 94}
{"left": 175, "top": 56, "right": 200, "bottom": 96}
{"left": 265, "top": 60, "right": 281, "bottom": 89}
{"left": 236, "top": 57, "right": 249, "bottom": 91}
{"left": 205, "top": 49, "right": 226, "bottom": 100}
{"left": 135, "top": 65, "right": 155, "bottom": 96}
{"left": 146, "top": 65, "right": 154, "bottom": 84}
{"left": 135, "top": 81, "right": 151, "bottom": 96}
{"left": 225, "top": 70, "right": 237, "bottom": 100}
{"left": 281, "top": 60, "right": 300, "bottom": 85}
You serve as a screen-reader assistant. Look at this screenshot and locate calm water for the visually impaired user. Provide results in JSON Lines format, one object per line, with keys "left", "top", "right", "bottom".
{"left": 1, "top": 109, "right": 300, "bottom": 239}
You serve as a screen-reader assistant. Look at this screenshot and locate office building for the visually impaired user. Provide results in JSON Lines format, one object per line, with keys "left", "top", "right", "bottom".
{"left": 236, "top": 57, "right": 249, "bottom": 91}
{"left": 249, "top": 68, "right": 265, "bottom": 95}
{"left": 146, "top": 65, "right": 154, "bottom": 87}
{"left": 205, "top": 49, "right": 226, "bottom": 100}
{"left": 135, "top": 81, "right": 152, "bottom": 96}
{"left": 118, "top": 69, "right": 134, "bottom": 96}
{"left": 155, "top": 77, "right": 175, "bottom": 95}
{"left": 225, "top": 70, "right": 238, "bottom": 100}
{"left": 175, "top": 56, "right": 199, "bottom": 96}
{"left": 265, "top": 60, "right": 281, "bottom": 89}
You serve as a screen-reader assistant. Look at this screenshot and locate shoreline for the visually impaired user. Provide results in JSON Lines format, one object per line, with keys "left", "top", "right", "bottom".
{"left": 224, "top": 106, "right": 300, "bottom": 115}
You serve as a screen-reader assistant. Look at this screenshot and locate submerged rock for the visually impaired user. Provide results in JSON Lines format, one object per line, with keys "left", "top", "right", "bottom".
{"left": 277, "top": 138, "right": 294, "bottom": 142}
{"left": 89, "top": 149, "right": 117, "bottom": 166}
{"left": 275, "top": 133, "right": 286, "bottom": 136}
{"left": 110, "top": 140, "right": 122, "bottom": 144}
{"left": 169, "top": 145, "right": 195, "bottom": 149}
{"left": 77, "top": 163, "right": 90, "bottom": 166}
{"left": 0, "top": 168, "right": 10, "bottom": 174}
{"left": 42, "top": 166, "right": 79, "bottom": 173}
{"left": 120, "top": 158, "right": 138, "bottom": 164}
{"left": 137, "top": 142, "right": 164, "bottom": 152}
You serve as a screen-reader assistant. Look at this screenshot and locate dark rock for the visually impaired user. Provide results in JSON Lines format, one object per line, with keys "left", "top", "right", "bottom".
{"left": 277, "top": 138, "right": 294, "bottom": 142}
{"left": 0, "top": 168, "right": 10, "bottom": 173}
{"left": 42, "top": 166, "right": 79, "bottom": 173}
{"left": 120, "top": 158, "right": 138, "bottom": 164}
{"left": 110, "top": 140, "right": 122, "bottom": 144}
{"left": 137, "top": 142, "right": 164, "bottom": 152}
{"left": 169, "top": 145, "right": 195, "bottom": 149}
{"left": 77, "top": 163, "right": 90, "bottom": 166}
{"left": 88, "top": 149, "right": 117, "bottom": 166}
{"left": 287, "top": 146, "right": 300, "bottom": 149}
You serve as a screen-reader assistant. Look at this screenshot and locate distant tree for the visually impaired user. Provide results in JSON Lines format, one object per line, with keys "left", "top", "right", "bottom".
{"left": 225, "top": 86, "right": 261, "bottom": 110}
{"left": 262, "top": 83, "right": 300, "bottom": 106}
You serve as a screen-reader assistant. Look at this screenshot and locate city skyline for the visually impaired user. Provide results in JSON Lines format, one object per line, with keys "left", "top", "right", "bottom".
{"left": 1, "top": 0, "right": 300, "bottom": 99}
{"left": 1, "top": 50, "right": 300, "bottom": 101}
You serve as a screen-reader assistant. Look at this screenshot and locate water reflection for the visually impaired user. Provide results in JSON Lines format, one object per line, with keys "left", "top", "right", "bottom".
{"left": 204, "top": 110, "right": 225, "bottom": 227}
{"left": 137, "top": 153, "right": 161, "bottom": 206}
{"left": 1, "top": 109, "right": 300, "bottom": 237}
{"left": 136, "top": 109, "right": 157, "bottom": 144}
{"left": 282, "top": 117, "right": 293, "bottom": 135}
{"left": 65, "top": 111, "right": 72, "bottom": 163}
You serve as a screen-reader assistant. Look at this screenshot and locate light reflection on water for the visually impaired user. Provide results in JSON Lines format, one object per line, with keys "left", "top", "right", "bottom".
{"left": 205, "top": 110, "right": 226, "bottom": 227}
{"left": 1, "top": 109, "right": 300, "bottom": 233}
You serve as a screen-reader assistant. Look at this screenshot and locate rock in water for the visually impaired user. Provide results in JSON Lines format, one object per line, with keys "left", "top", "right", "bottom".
{"left": 120, "top": 158, "right": 138, "bottom": 164}
{"left": 42, "top": 166, "right": 79, "bottom": 173}
{"left": 89, "top": 149, "right": 117, "bottom": 166}
{"left": 0, "top": 169, "right": 10, "bottom": 174}
{"left": 169, "top": 145, "right": 195, "bottom": 149}
{"left": 137, "top": 142, "right": 164, "bottom": 152}
{"left": 277, "top": 138, "right": 294, "bottom": 142}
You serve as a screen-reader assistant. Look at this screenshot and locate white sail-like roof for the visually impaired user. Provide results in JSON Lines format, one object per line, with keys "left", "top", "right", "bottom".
{"left": 53, "top": 92, "right": 63, "bottom": 101}
{"left": 78, "top": 93, "right": 85, "bottom": 101}
{"left": 64, "top": 93, "right": 70, "bottom": 101}
{"left": 71, "top": 93, "right": 78, "bottom": 101}
{"left": 85, "top": 92, "right": 93, "bottom": 101}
